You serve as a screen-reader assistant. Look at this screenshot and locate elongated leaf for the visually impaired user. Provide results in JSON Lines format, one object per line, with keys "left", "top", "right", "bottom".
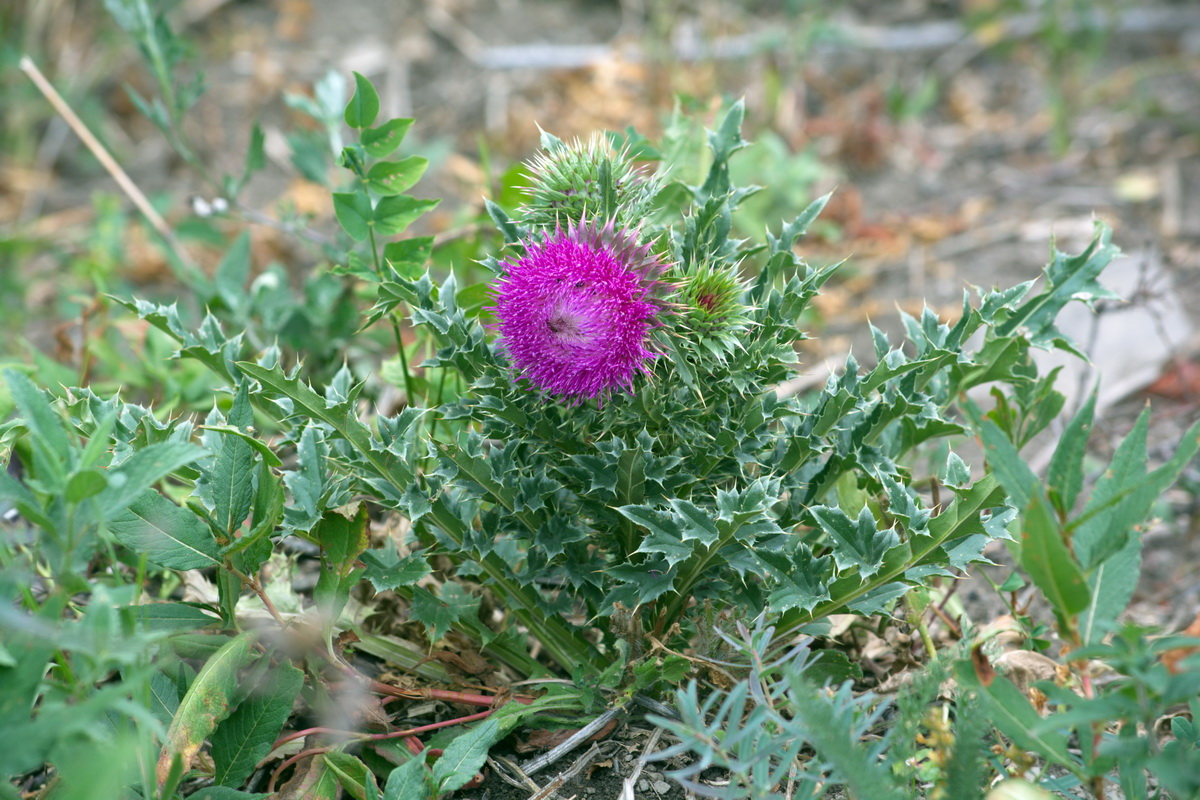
{"left": 3, "top": 368, "right": 70, "bottom": 464}
{"left": 198, "top": 382, "right": 256, "bottom": 539}
{"left": 432, "top": 717, "right": 502, "bottom": 793}
{"left": 956, "top": 658, "right": 1075, "bottom": 768}
{"left": 1019, "top": 494, "right": 1089, "bottom": 633}
{"left": 373, "top": 196, "right": 440, "bottom": 236}
{"left": 110, "top": 489, "right": 221, "bottom": 570}
{"left": 215, "top": 232, "right": 251, "bottom": 311}
{"left": 1047, "top": 390, "right": 1096, "bottom": 516}
{"left": 133, "top": 602, "right": 221, "bottom": 632}
{"left": 100, "top": 440, "right": 206, "bottom": 516}
{"left": 211, "top": 660, "right": 304, "bottom": 787}
{"left": 157, "top": 632, "right": 257, "bottom": 786}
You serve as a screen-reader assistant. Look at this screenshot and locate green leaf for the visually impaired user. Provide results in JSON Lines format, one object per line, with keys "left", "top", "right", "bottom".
{"left": 668, "top": 498, "right": 720, "bottom": 546}
{"left": 187, "top": 788, "right": 272, "bottom": 800}
{"left": 636, "top": 530, "right": 695, "bottom": 567}
{"left": 333, "top": 191, "right": 373, "bottom": 241}
{"left": 239, "top": 123, "right": 266, "bottom": 190}
{"left": 362, "top": 118, "right": 413, "bottom": 158}
{"left": 383, "top": 757, "right": 434, "bottom": 800}
{"left": 411, "top": 583, "right": 480, "bottom": 642}
{"left": 1047, "top": 390, "right": 1096, "bottom": 516}
{"left": 324, "top": 752, "right": 376, "bottom": 800}
{"left": 109, "top": 489, "right": 221, "bottom": 570}
{"left": 100, "top": 440, "right": 206, "bottom": 517}
{"left": 956, "top": 658, "right": 1075, "bottom": 766}
{"left": 4, "top": 367, "right": 70, "bottom": 466}
{"left": 810, "top": 505, "right": 899, "bottom": 578}
{"left": 367, "top": 156, "right": 428, "bottom": 195}
{"left": 616, "top": 504, "right": 678, "bottom": 540}
{"left": 215, "top": 232, "right": 251, "bottom": 311}
{"left": 133, "top": 602, "right": 221, "bottom": 632}
{"left": 1019, "top": 494, "right": 1089, "bottom": 632}
{"left": 362, "top": 549, "right": 431, "bottom": 592}
{"left": 383, "top": 237, "right": 433, "bottom": 275}
{"left": 975, "top": 417, "right": 1039, "bottom": 510}
{"left": 315, "top": 504, "right": 370, "bottom": 577}
{"left": 157, "top": 632, "right": 257, "bottom": 786}
{"left": 197, "top": 382, "right": 257, "bottom": 539}
{"left": 432, "top": 717, "right": 502, "bottom": 793}
{"left": 344, "top": 72, "right": 380, "bottom": 129}
{"left": 65, "top": 467, "right": 108, "bottom": 502}
{"left": 996, "top": 222, "right": 1121, "bottom": 355}
{"left": 211, "top": 659, "right": 304, "bottom": 787}
{"left": 373, "top": 196, "right": 441, "bottom": 237}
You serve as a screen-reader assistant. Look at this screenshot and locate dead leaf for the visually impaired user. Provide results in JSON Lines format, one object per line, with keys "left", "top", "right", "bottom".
{"left": 971, "top": 644, "right": 996, "bottom": 687}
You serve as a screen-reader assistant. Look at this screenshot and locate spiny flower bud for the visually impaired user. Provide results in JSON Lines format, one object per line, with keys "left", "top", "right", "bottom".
{"left": 522, "top": 131, "right": 661, "bottom": 233}
{"left": 673, "top": 260, "right": 749, "bottom": 354}
{"left": 489, "top": 219, "right": 668, "bottom": 404}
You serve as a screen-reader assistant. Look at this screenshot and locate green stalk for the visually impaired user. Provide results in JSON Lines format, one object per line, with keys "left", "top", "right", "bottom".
{"left": 368, "top": 226, "right": 418, "bottom": 407}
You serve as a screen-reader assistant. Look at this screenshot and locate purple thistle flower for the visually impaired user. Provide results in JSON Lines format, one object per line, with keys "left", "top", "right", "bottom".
{"left": 490, "top": 220, "right": 666, "bottom": 403}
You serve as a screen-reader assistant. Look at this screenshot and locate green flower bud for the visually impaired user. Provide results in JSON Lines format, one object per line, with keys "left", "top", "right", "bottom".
{"left": 522, "top": 131, "right": 661, "bottom": 232}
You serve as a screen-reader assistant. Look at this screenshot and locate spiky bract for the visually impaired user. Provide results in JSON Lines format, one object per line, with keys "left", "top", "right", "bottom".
{"left": 522, "top": 133, "right": 661, "bottom": 232}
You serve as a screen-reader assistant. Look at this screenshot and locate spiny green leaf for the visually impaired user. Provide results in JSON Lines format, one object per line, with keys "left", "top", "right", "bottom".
{"left": 362, "top": 549, "right": 431, "bottom": 592}
{"left": 810, "top": 505, "right": 899, "bottom": 578}
{"left": 197, "top": 382, "right": 257, "bottom": 539}
{"left": 411, "top": 583, "right": 480, "bottom": 643}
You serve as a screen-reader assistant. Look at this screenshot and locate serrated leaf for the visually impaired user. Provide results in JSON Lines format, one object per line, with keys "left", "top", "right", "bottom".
{"left": 411, "top": 583, "right": 480, "bottom": 642}
{"left": 344, "top": 72, "right": 380, "bottom": 129}
{"left": 211, "top": 659, "right": 304, "bottom": 787}
{"left": 810, "top": 505, "right": 899, "bottom": 578}
{"left": 996, "top": 223, "right": 1121, "bottom": 354}
{"left": 110, "top": 489, "right": 221, "bottom": 570}
{"left": 942, "top": 452, "right": 971, "bottom": 489}
{"left": 1047, "top": 390, "right": 1096, "bottom": 516}
{"left": 373, "top": 196, "right": 440, "bottom": 237}
{"left": 157, "top": 632, "right": 257, "bottom": 787}
{"left": 636, "top": 530, "right": 695, "bottom": 567}
{"left": 362, "top": 549, "right": 431, "bottom": 591}
{"left": 616, "top": 504, "right": 677, "bottom": 540}
{"left": 367, "top": 156, "right": 428, "bottom": 195}
{"left": 197, "top": 382, "right": 257, "bottom": 539}
{"left": 333, "top": 191, "right": 372, "bottom": 241}
{"left": 668, "top": 498, "right": 719, "bottom": 545}
{"left": 432, "top": 717, "right": 501, "bottom": 793}
{"left": 315, "top": 504, "right": 370, "bottom": 577}
{"left": 362, "top": 118, "right": 413, "bottom": 158}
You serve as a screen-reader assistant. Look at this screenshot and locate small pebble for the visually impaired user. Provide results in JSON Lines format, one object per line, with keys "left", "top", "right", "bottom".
{"left": 652, "top": 780, "right": 671, "bottom": 794}
{"left": 638, "top": 779, "right": 650, "bottom": 792}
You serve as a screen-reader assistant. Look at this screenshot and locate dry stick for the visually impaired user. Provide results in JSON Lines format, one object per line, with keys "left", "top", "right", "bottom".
{"left": 18, "top": 55, "right": 201, "bottom": 276}
{"left": 619, "top": 727, "right": 664, "bottom": 800}
{"left": 530, "top": 742, "right": 609, "bottom": 800}
{"left": 519, "top": 705, "right": 625, "bottom": 776}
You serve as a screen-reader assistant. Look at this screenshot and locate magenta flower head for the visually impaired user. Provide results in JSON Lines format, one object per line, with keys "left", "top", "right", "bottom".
{"left": 490, "top": 220, "right": 667, "bottom": 403}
